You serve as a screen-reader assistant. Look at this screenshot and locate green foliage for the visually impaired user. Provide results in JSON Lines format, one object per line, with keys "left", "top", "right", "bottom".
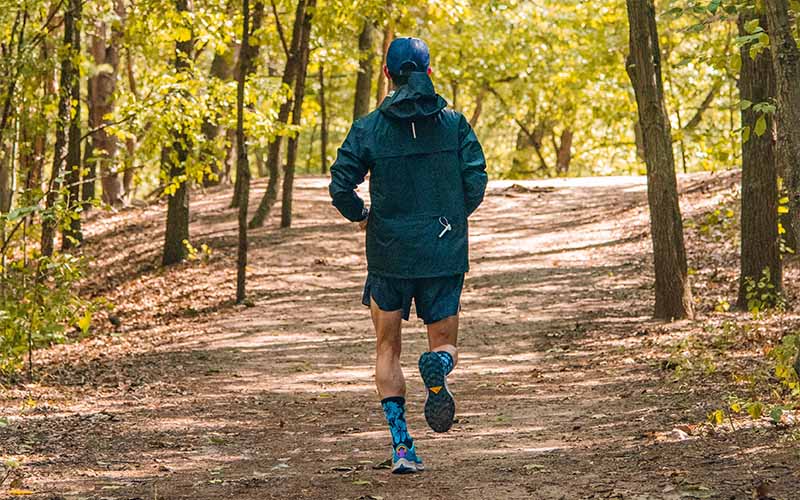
{"left": 0, "top": 252, "right": 96, "bottom": 375}
{"left": 743, "top": 267, "right": 784, "bottom": 316}
{"left": 769, "top": 334, "right": 800, "bottom": 397}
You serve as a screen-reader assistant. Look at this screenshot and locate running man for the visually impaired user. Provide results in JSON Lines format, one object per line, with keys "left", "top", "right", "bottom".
{"left": 329, "top": 37, "right": 488, "bottom": 474}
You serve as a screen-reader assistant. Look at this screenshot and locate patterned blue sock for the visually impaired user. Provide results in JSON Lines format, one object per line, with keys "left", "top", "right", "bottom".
{"left": 434, "top": 351, "right": 454, "bottom": 375}
{"left": 381, "top": 397, "right": 413, "bottom": 450}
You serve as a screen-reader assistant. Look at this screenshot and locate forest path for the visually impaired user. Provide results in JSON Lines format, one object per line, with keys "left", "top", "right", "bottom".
{"left": 1, "top": 175, "right": 795, "bottom": 500}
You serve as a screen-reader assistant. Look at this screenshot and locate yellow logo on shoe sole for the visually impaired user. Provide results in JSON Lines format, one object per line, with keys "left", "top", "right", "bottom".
{"left": 429, "top": 386, "right": 442, "bottom": 394}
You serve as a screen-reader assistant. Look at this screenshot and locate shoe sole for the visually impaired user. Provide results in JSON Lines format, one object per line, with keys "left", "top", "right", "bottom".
{"left": 392, "top": 458, "right": 422, "bottom": 474}
{"left": 418, "top": 352, "right": 455, "bottom": 433}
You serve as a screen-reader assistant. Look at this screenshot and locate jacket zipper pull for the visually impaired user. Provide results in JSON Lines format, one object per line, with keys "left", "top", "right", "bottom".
{"left": 411, "top": 121, "right": 417, "bottom": 139}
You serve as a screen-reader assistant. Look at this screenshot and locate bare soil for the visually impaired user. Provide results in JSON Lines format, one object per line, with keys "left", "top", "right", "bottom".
{"left": 1, "top": 173, "right": 798, "bottom": 500}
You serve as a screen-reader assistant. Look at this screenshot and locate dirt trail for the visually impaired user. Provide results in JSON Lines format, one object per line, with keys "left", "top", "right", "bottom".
{"left": 1, "top": 175, "right": 796, "bottom": 500}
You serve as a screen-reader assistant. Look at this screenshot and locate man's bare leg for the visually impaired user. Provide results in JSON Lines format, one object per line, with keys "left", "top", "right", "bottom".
{"left": 371, "top": 298, "right": 404, "bottom": 398}
{"left": 419, "top": 314, "right": 459, "bottom": 433}
{"left": 370, "top": 298, "right": 422, "bottom": 473}
{"left": 427, "top": 314, "right": 459, "bottom": 367}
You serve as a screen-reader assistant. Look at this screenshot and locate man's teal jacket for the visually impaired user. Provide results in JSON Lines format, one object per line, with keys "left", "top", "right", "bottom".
{"left": 329, "top": 72, "right": 488, "bottom": 279}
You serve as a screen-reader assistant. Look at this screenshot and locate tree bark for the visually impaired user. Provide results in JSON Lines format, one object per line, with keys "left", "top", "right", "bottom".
{"left": 353, "top": 20, "right": 376, "bottom": 120}
{"left": 229, "top": 1, "right": 264, "bottom": 201}
{"left": 625, "top": 0, "right": 694, "bottom": 320}
{"left": 42, "top": 0, "right": 77, "bottom": 257}
{"left": 88, "top": 0, "right": 125, "bottom": 208}
{"left": 202, "top": 46, "right": 236, "bottom": 187}
{"left": 236, "top": 0, "right": 253, "bottom": 303}
{"left": 248, "top": 0, "right": 307, "bottom": 226}
{"left": 280, "top": 0, "right": 314, "bottom": 228}
{"left": 375, "top": 19, "right": 393, "bottom": 106}
{"left": 469, "top": 87, "right": 487, "bottom": 127}
{"left": 318, "top": 63, "right": 328, "bottom": 174}
{"left": 765, "top": 0, "right": 800, "bottom": 247}
{"left": 736, "top": 12, "right": 781, "bottom": 309}
{"left": 82, "top": 72, "right": 96, "bottom": 209}
{"left": 555, "top": 128, "right": 573, "bottom": 175}
{"left": 62, "top": 0, "right": 83, "bottom": 250}
{"left": 162, "top": 0, "right": 193, "bottom": 266}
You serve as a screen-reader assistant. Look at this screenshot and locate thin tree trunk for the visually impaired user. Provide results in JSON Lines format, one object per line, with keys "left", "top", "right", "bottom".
{"left": 25, "top": 42, "right": 53, "bottom": 201}
{"left": 202, "top": 46, "right": 236, "bottom": 187}
{"left": 82, "top": 72, "right": 96, "bottom": 209}
{"left": 375, "top": 19, "right": 393, "bottom": 106}
{"left": 765, "top": 0, "right": 800, "bottom": 247}
{"left": 162, "top": 0, "right": 193, "bottom": 266}
{"left": 42, "top": 0, "right": 77, "bottom": 257}
{"left": 62, "top": 0, "right": 83, "bottom": 250}
{"left": 236, "top": 0, "right": 253, "bottom": 303}
{"left": 555, "top": 128, "right": 573, "bottom": 175}
{"left": 230, "top": 1, "right": 264, "bottom": 203}
{"left": 318, "top": 63, "right": 329, "bottom": 174}
{"left": 469, "top": 87, "right": 487, "bottom": 128}
{"left": 280, "top": 0, "right": 314, "bottom": 228}
{"left": 91, "top": 0, "right": 125, "bottom": 208}
{"left": 625, "top": 0, "right": 694, "bottom": 320}
{"left": 736, "top": 12, "right": 781, "bottom": 309}
{"left": 248, "top": 0, "right": 307, "bottom": 226}
{"left": 0, "top": 142, "right": 12, "bottom": 214}
{"left": 353, "top": 20, "right": 376, "bottom": 120}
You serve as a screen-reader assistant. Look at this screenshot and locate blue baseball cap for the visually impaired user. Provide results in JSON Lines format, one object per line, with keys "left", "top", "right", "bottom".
{"left": 386, "top": 37, "right": 430, "bottom": 76}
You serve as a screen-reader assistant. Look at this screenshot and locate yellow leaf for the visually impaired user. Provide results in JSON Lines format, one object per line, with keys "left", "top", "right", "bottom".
{"left": 730, "top": 402, "right": 741, "bottom": 413}
{"left": 174, "top": 27, "right": 192, "bottom": 42}
{"left": 77, "top": 310, "right": 92, "bottom": 334}
{"left": 746, "top": 402, "right": 763, "bottom": 419}
{"left": 8, "top": 490, "right": 35, "bottom": 496}
{"left": 778, "top": 206, "right": 789, "bottom": 214}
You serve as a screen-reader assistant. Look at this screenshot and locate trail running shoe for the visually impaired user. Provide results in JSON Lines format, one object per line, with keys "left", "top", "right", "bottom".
{"left": 391, "top": 443, "right": 424, "bottom": 474}
{"left": 418, "top": 351, "right": 456, "bottom": 433}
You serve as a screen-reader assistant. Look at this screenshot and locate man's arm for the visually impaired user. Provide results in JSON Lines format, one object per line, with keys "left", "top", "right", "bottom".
{"left": 458, "top": 115, "right": 488, "bottom": 216}
{"left": 329, "top": 124, "right": 369, "bottom": 222}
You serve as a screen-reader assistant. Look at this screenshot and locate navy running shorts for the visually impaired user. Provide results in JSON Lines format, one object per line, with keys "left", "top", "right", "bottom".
{"left": 362, "top": 273, "right": 464, "bottom": 325}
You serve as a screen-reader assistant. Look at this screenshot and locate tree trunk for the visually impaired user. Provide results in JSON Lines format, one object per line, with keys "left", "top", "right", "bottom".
{"left": 280, "top": 0, "right": 314, "bottom": 228}
{"left": 90, "top": 0, "right": 125, "bottom": 208}
{"left": 24, "top": 43, "right": 53, "bottom": 202}
{"left": 82, "top": 72, "right": 96, "bottom": 209}
{"left": 765, "top": 0, "right": 800, "bottom": 248}
{"left": 469, "top": 87, "right": 487, "bottom": 127}
{"left": 42, "top": 0, "right": 77, "bottom": 257}
{"left": 625, "top": 0, "right": 694, "bottom": 320}
{"left": 235, "top": 0, "right": 253, "bottom": 303}
{"left": 229, "top": 0, "right": 264, "bottom": 208}
{"left": 62, "top": 0, "right": 83, "bottom": 250}
{"left": 736, "top": 12, "right": 781, "bottom": 309}
{"left": 0, "top": 142, "right": 12, "bottom": 214}
{"left": 248, "top": 0, "right": 307, "bottom": 226}
{"left": 375, "top": 19, "right": 394, "bottom": 106}
{"left": 202, "top": 46, "right": 236, "bottom": 187}
{"left": 162, "top": 0, "right": 193, "bottom": 266}
{"left": 634, "top": 121, "right": 645, "bottom": 161}
{"left": 318, "top": 63, "right": 328, "bottom": 174}
{"left": 353, "top": 20, "right": 376, "bottom": 120}
{"left": 555, "top": 129, "right": 574, "bottom": 175}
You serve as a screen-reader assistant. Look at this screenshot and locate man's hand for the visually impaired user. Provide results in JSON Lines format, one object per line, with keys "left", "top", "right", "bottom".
{"left": 357, "top": 207, "right": 369, "bottom": 230}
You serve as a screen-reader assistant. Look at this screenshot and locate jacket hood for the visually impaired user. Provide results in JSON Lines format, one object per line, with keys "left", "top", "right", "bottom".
{"left": 379, "top": 72, "right": 448, "bottom": 120}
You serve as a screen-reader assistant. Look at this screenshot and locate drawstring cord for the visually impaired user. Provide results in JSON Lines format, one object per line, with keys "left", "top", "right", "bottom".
{"left": 438, "top": 216, "right": 451, "bottom": 238}
{"left": 411, "top": 121, "right": 417, "bottom": 139}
